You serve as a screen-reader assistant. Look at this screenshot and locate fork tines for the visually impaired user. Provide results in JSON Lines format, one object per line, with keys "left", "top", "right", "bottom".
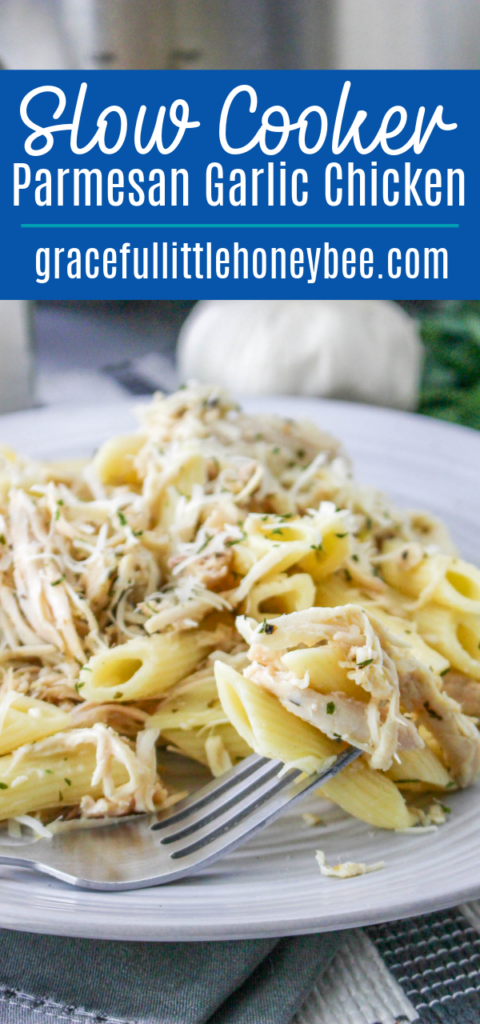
{"left": 151, "top": 748, "right": 360, "bottom": 867}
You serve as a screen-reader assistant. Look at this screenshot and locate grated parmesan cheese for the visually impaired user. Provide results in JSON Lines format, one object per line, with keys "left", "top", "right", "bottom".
{"left": 315, "top": 849, "right": 385, "bottom": 878}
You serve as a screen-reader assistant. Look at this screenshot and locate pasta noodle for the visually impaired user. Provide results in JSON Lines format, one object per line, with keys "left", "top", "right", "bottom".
{"left": 416, "top": 605, "right": 480, "bottom": 680}
{"left": 0, "top": 692, "right": 72, "bottom": 755}
{"left": 0, "top": 723, "right": 164, "bottom": 819}
{"left": 321, "top": 757, "right": 415, "bottom": 831}
{"left": 244, "top": 572, "right": 316, "bottom": 619}
{"left": 79, "top": 631, "right": 217, "bottom": 703}
{"left": 386, "top": 746, "right": 452, "bottom": 791}
{"left": 0, "top": 382, "right": 476, "bottom": 842}
{"left": 93, "top": 434, "right": 146, "bottom": 488}
{"left": 381, "top": 543, "right": 480, "bottom": 614}
{"left": 215, "top": 662, "right": 338, "bottom": 775}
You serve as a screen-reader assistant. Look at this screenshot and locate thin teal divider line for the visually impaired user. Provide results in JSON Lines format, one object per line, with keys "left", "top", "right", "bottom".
{"left": 21, "top": 222, "right": 459, "bottom": 229}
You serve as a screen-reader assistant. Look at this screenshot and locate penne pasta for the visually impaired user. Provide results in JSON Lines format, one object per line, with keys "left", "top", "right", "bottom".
{"left": 381, "top": 544, "right": 480, "bottom": 615}
{"left": 245, "top": 572, "right": 315, "bottom": 619}
{"left": 416, "top": 605, "right": 480, "bottom": 680}
{"left": 321, "top": 758, "right": 415, "bottom": 830}
{"left": 215, "top": 662, "right": 338, "bottom": 775}
{"left": 282, "top": 644, "right": 368, "bottom": 701}
{"left": 92, "top": 433, "right": 146, "bottom": 487}
{"left": 0, "top": 723, "right": 165, "bottom": 821}
{"left": 387, "top": 746, "right": 452, "bottom": 791}
{"left": 161, "top": 724, "right": 251, "bottom": 771}
{"left": 0, "top": 692, "right": 72, "bottom": 756}
{"left": 79, "top": 632, "right": 213, "bottom": 703}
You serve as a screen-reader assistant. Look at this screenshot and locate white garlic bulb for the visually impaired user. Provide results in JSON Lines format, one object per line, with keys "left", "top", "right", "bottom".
{"left": 177, "top": 299, "right": 423, "bottom": 411}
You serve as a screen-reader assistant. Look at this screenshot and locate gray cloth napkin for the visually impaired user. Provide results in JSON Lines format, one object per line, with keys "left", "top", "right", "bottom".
{"left": 0, "top": 928, "right": 342, "bottom": 1024}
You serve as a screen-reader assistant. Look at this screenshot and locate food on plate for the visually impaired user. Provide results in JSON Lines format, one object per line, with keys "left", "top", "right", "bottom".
{"left": 315, "top": 850, "right": 385, "bottom": 878}
{"left": 0, "top": 383, "right": 478, "bottom": 835}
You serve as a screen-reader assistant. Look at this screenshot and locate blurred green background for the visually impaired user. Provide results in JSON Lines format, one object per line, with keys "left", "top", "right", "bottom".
{"left": 413, "top": 301, "right": 480, "bottom": 430}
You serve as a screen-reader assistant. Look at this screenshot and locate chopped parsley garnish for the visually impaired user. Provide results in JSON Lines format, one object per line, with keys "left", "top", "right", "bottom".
{"left": 344, "top": 568, "right": 352, "bottom": 581}
{"left": 58, "top": 791, "right": 63, "bottom": 802}
{"left": 259, "top": 618, "right": 275, "bottom": 635}
{"left": 113, "top": 691, "right": 123, "bottom": 699}
{"left": 310, "top": 543, "right": 323, "bottom": 559}
{"left": 423, "top": 700, "right": 443, "bottom": 721}
{"left": 357, "top": 658, "right": 373, "bottom": 669}
{"left": 133, "top": 529, "right": 144, "bottom": 538}
{"left": 326, "top": 701, "right": 336, "bottom": 715}
{"left": 118, "top": 511, "right": 127, "bottom": 526}
{"left": 45, "top": 769, "right": 53, "bottom": 775}
{"left": 81, "top": 666, "right": 92, "bottom": 672}
{"left": 440, "top": 667, "right": 450, "bottom": 676}
{"left": 197, "top": 534, "right": 212, "bottom": 554}
{"left": 438, "top": 803, "right": 451, "bottom": 814}
{"left": 365, "top": 516, "right": 372, "bottom": 530}
{"left": 50, "top": 575, "right": 65, "bottom": 587}
{"left": 64, "top": 778, "right": 71, "bottom": 786}
{"left": 254, "top": 432, "right": 264, "bottom": 441}
{"left": 333, "top": 733, "right": 342, "bottom": 741}
{"left": 395, "top": 778, "right": 422, "bottom": 784}
{"left": 0, "top": 535, "right": 6, "bottom": 544}
{"left": 335, "top": 533, "right": 348, "bottom": 538}
{"left": 271, "top": 528, "right": 284, "bottom": 536}
{"left": 446, "top": 781, "right": 456, "bottom": 789}
{"left": 351, "top": 554, "right": 359, "bottom": 562}
{"left": 74, "top": 681, "right": 85, "bottom": 695}
{"left": 271, "top": 447, "right": 280, "bottom": 454}
{"left": 225, "top": 532, "right": 246, "bottom": 547}
{"left": 0, "top": 782, "right": 8, "bottom": 790}
{"left": 296, "top": 449, "right": 305, "bottom": 458}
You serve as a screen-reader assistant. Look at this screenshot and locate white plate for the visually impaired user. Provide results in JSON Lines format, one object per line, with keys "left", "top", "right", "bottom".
{"left": 0, "top": 396, "right": 479, "bottom": 942}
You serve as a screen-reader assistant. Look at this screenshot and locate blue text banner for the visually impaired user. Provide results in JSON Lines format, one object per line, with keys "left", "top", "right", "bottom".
{"left": 0, "top": 70, "right": 477, "bottom": 297}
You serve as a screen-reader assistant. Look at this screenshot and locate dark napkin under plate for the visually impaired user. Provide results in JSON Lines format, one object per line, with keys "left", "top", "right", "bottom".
{"left": 0, "top": 928, "right": 342, "bottom": 1024}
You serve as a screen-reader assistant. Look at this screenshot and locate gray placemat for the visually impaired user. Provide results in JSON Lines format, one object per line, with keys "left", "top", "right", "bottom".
{"left": 367, "top": 908, "right": 480, "bottom": 1024}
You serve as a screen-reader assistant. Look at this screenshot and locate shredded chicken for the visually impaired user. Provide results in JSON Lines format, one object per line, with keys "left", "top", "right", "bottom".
{"left": 237, "top": 606, "right": 480, "bottom": 783}
{"left": 441, "top": 672, "right": 480, "bottom": 717}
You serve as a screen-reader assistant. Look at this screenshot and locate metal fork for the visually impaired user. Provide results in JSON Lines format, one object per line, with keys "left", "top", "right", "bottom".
{"left": 0, "top": 748, "right": 361, "bottom": 890}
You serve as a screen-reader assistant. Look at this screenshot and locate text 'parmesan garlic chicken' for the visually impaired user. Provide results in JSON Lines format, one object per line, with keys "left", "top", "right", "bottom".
{"left": 0, "top": 382, "right": 478, "bottom": 833}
